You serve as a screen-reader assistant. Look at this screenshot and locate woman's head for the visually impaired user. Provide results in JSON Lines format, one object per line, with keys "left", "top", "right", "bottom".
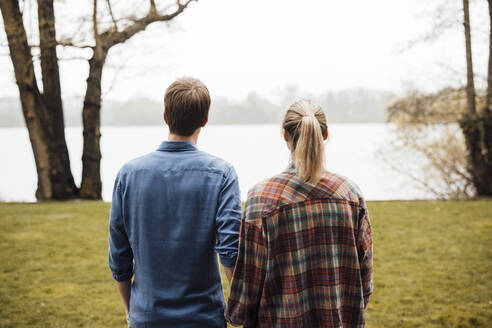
{"left": 282, "top": 99, "right": 328, "bottom": 183}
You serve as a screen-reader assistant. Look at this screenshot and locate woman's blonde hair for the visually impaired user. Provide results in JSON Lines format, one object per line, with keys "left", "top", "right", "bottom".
{"left": 282, "top": 99, "right": 328, "bottom": 183}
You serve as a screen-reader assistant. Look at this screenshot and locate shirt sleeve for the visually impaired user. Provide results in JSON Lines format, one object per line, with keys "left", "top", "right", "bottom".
{"left": 357, "top": 201, "right": 373, "bottom": 308}
{"left": 108, "top": 171, "right": 134, "bottom": 282}
{"left": 215, "top": 166, "right": 242, "bottom": 268}
{"left": 226, "top": 199, "right": 268, "bottom": 327}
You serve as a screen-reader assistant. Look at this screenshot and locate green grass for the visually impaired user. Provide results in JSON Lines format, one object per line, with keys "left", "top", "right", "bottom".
{"left": 0, "top": 200, "right": 491, "bottom": 327}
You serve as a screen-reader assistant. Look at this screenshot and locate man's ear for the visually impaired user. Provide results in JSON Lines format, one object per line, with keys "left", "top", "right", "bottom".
{"left": 323, "top": 129, "right": 328, "bottom": 140}
{"left": 201, "top": 115, "right": 209, "bottom": 127}
{"left": 163, "top": 111, "right": 168, "bottom": 125}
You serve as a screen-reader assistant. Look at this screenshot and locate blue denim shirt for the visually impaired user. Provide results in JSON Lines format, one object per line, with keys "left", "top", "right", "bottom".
{"left": 108, "top": 141, "right": 242, "bottom": 328}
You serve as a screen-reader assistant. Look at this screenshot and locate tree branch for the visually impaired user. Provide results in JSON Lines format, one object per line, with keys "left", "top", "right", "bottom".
{"left": 57, "top": 39, "right": 93, "bottom": 49}
{"left": 59, "top": 55, "right": 91, "bottom": 61}
{"left": 20, "top": 39, "right": 93, "bottom": 49}
{"left": 93, "top": 0, "right": 99, "bottom": 40}
{"left": 105, "top": 0, "right": 118, "bottom": 32}
{"left": 149, "top": 0, "right": 157, "bottom": 15}
{"left": 102, "top": 0, "right": 194, "bottom": 48}
{"left": 102, "top": 60, "right": 129, "bottom": 99}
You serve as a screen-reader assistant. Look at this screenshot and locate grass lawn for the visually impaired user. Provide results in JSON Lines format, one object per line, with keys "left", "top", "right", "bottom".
{"left": 0, "top": 200, "right": 491, "bottom": 327}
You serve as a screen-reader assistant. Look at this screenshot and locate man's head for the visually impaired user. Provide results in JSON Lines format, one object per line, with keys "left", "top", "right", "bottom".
{"left": 164, "top": 77, "right": 211, "bottom": 136}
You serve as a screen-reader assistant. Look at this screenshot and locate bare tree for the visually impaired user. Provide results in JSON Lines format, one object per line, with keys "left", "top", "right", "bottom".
{"left": 0, "top": 0, "right": 195, "bottom": 200}
{"left": 0, "top": 0, "right": 77, "bottom": 200}
{"left": 385, "top": 88, "right": 478, "bottom": 199}
{"left": 386, "top": 0, "right": 492, "bottom": 197}
{"left": 80, "top": 0, "right": 194, "bottom": 199}
{"left": 458, "top": 0, "right": 492, "bottom": 196}
{"left": 488, "top": 1, "right": 492, "bottom": 115}
{"left": 484, "top": 0, "right": 492, "bottom": 178}
{"left": 463, "top": 0, "right": 477, "bottom": 115}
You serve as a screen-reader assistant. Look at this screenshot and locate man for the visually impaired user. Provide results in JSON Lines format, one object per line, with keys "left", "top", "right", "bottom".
{"left": 108, "top": 77, "right": 241, "bottom": 328}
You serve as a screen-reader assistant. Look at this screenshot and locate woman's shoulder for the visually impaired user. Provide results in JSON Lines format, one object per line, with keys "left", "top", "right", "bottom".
{"left": 319, "top": 171, "right": 366, "bottom": 205}
{"left": 247, "top": 169, "right": 297, "bottom": 200}
{"left": 243, "top": 172, "right": 293, "bottom": 220}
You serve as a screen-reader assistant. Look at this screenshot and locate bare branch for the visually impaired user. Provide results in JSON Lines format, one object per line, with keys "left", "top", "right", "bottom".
{"left": 93, "top": 0, "right": 99, "bottom": 40}
{"left": 102, "top": 0, "right": 195, "bottom": 48}
{"left": 23, "top": 39, "right": 93, "bottom": 49}
{"left": 396, "top": 1, "right": 461, "bottom": 53}
{"left": 105, "top": 0, "right": 118, "bottom": 32}
{"left": 57, "top": 40, "right": 93, "bottom": 49}
{"left": 149, "top": 0, "right": 157, "bottom": 15}
{"left": 102, "top": 61, "right": 129, "bottom": 99}
{"left": 58, "top": 55, "right": 91, "bottom": 61}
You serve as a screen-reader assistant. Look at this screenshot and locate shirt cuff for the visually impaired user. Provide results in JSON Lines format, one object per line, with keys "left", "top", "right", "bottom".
{"left": 111, "top": 270, "right": 133, "bottom": 282}
{"left": 219, "top": 254, "right": 237, "bottom": 267}
{"left": 225, "top": 311, "right": 243, "bottom": 327}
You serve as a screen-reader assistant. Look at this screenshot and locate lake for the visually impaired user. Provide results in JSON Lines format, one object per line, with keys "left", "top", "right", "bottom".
{"left": 0, "top": 124, "right": 432, "bottom": 202}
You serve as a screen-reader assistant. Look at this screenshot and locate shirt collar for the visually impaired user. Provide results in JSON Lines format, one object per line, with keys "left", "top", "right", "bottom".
{"left": 157, "top": 141, "right": 198, "bottom": 152}
{"left": 283, "top": 162, "right": 296, "bottom": 174}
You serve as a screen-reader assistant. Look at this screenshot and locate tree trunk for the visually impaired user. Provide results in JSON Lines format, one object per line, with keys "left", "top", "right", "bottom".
{"left": 460, "top": 116, "right": 491, "bottom": 195}
{"left": 459, "top": 0, "right": 492, "bottom": 196}
{"left": 487, "top": 0, "right": 492, "bottom": 116}
{"left": 463, "top": 0, "right": 476, "bottom": 115}
{"left": 482, "top": 0, "right": 492, "bottom": 193}
{"left": 0, "top": 0, "right": 77, "bottom": 200}
{"left": 37, "top": 0, "right": 79, "bottom": 198}
{"left": 80, "top": 47, "right": 107, "bottom": 199}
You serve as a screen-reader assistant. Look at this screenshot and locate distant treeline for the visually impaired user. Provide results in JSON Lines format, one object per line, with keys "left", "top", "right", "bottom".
{"left": 0, "top": 88, "right": 396, "bottom": 127}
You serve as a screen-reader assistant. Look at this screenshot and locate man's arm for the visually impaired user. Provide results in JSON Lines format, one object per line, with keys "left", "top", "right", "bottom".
{"left": 116, "top": 280, "right": 131, "bottom": 315}
{"left": 215, "top": 166, "right": 242, "bottom": 270}
{"left": 108, "top": 171, "right": 134, "bottom": 315}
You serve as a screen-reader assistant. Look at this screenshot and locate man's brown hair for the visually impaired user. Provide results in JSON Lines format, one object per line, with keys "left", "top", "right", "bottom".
{"left": 164, "top": 77, "right": 211, "bottom": 136}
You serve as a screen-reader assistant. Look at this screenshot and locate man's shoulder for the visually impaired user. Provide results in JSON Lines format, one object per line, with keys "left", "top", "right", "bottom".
{"left": 117, "top": 150, "right": 235, "bottom": 178}
{"left": 196, "top": 151, "right": 236, "bottom": 176}
{"left": 118, "top": 152, "right": 156, "bottom": 174}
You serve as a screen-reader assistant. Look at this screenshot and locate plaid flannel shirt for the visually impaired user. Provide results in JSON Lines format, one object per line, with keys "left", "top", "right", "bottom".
{"left": 226, "top": 164, "right": 373, "bottom": 328}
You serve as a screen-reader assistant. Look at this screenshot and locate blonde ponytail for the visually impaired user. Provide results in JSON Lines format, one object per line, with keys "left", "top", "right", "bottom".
{"left": 282, "top": 100, "right": 327, "bottom": 183}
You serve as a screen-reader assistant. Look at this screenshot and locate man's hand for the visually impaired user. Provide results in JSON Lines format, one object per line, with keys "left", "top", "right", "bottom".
{"left": 116, "top": 280, "right": 132, "bottom": 315}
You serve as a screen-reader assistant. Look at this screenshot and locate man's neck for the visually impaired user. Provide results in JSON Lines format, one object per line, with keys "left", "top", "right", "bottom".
{"left": 168, "top": 130, "right": 199, "bottom": 144}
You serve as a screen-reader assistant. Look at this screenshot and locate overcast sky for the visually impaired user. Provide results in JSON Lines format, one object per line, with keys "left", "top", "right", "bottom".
{"left": 0, "top": 0, "right": 489, "bottom": 103}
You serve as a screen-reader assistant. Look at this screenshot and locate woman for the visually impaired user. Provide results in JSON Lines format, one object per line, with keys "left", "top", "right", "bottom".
{"left": 226, "top": 100, "right": 373, "bottom": 328}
